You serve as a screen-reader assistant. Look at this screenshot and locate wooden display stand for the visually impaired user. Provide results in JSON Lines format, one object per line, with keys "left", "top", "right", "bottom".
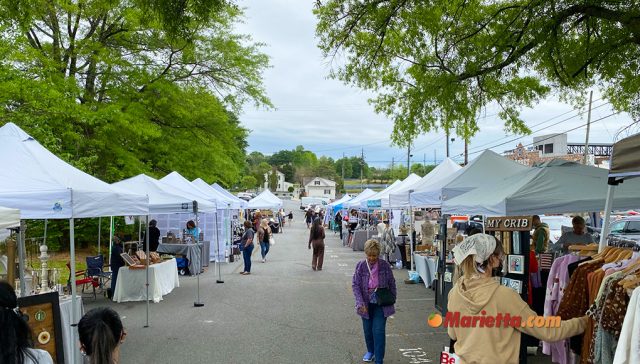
{"left": 17, "top": 292, "right": 64, "bottom": 363}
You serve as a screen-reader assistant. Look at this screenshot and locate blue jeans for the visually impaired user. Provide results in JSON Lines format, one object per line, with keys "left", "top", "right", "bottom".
{"left": 362, "top": 303, "right": 387, "bottom": 364}
{"left": 242, "top": 244, "right": 254, "bottom": 272}
{"left": 260, "top": 242, "right": 270, "bottom": 259}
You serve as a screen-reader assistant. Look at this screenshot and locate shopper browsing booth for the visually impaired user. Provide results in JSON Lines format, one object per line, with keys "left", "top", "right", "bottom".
{"left": 447, "top": 234, "right": 587, "bottom": 364}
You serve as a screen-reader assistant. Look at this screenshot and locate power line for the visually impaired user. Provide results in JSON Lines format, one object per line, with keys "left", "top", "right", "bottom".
{"left": 464, "top": 111, "right": 622, "bottom": 157}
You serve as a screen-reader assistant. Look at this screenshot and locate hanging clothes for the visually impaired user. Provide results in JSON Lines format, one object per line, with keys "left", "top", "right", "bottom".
{"left": 613, "top": 286, "right": 640, "bottom": 364}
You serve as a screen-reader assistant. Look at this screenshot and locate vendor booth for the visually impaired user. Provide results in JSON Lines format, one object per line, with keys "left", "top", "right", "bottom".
{"left": 0, "top": 206, "right": 20, "bottom": 240}
{"left": 0, "top": 122, "right": 149, "bottom": 364}
{"left": 210, "top": 182, "right": 248, "bottom": 209}
{"left": 363, "top": 174, "right": 421, "bottom": 209}
{"left": 388, "top": 158, "right": 461, "bottom": 208}
{"left": 248, "top": 189, "right": 284, "bottom": 210}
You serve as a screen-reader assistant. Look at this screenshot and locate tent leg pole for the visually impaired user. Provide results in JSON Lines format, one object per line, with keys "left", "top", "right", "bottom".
{"left": 98, "top": 217, "right": 101, "bottom": 256}
{"left": 145, "top": 215, "right": 150, "bottom": 328}
{"left": 69, "top": 218, "right": 76, "bottom": 364}
{"left": 216, "top": 209, "right": 224, "bottom": 284}
{"left": 410, "top": 206, "right": 415, "bottom": 271}
{"left": 194, "top": 209, "right": 204, "bottom": 307}
{"left": 17, "top": 220, "right": 26, "bottom": 296}
{"left": 108, "top": 217, "right": 114, "bottom": 266}
{"left": 598, "top": 185, "right": 616, "bottom": 253}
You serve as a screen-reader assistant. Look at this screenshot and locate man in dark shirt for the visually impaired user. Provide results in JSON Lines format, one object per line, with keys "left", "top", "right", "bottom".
{"left": 110, "top": 237, "right": 125, "bottom": 297}
{"left": 144, "top": 219, "right": 161, "bottom": 252}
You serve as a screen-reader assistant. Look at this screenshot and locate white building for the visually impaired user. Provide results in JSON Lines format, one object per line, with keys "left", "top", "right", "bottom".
{"left": 264, "top": 170, "right": 295, "bottom": 197}
{"left": 304, "top": 177, "right": 336, "bottom": 199}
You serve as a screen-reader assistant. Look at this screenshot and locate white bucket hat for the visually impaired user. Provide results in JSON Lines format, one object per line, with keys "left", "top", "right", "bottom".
{"left": 452, "top": 233, "right": 497, "bottom": 265}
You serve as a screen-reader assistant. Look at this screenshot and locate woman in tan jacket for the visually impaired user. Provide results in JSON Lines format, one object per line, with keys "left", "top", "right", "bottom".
{"left": 447, "top": 234, "right": 586, "bottom": 364}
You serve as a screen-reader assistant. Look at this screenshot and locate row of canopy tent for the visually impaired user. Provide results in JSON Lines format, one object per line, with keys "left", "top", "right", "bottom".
{"left": 0, "top": 122, "right": 247, "bottom": 363}
{"left": 247, "top": 189, "right": 284, "bottom": 210}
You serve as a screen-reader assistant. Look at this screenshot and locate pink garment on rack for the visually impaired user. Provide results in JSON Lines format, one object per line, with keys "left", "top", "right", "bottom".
{"left": 542, "top": 255, "right": 581, "bottom": 364}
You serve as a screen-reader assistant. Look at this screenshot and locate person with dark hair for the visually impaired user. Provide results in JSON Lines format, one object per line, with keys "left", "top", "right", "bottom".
{"left": 143, "top": 219, "right": 160, "bottom": 252}
{"left": 308, "top": 218, "right": 326, "bottom": 271}
{"left": 334, "top": 211, "right": 343, "bottom": 239}
{"left": 531, "top": 215, "right": 550, "bottom": 254}
{"left": 109, "top": 236, "right": 125, "bottom": 299}
{"left": 240, "top": 220, "right": 255, "bottom": 275}
{"left": 0, "top": 281, "right": 53, "bottom": 364}
{"left": 554, "top": 215, "right": 595, "bottom": 253}
{"left": 185, "top": 220, "right": 200, "bottom": 242}
{"left": 258, "top": 219, "right": 272, "bottom": 263}
{"left": 78, "top": 307, "right": 126, "bottom": 364}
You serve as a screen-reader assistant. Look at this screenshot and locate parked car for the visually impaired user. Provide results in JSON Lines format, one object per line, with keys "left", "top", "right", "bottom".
{"left": 237, "top": 192, "right": 253, "bottom": 201}
{"left": 607, "top": 216, "right": 640, "bottom": 243}
{"left": 300, "top": 197, "right": 328, "bottom": 210}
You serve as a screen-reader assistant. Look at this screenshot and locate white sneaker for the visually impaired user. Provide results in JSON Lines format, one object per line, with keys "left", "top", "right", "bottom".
{"left": 262, "top": 258, "right": 266, "bottom": 263}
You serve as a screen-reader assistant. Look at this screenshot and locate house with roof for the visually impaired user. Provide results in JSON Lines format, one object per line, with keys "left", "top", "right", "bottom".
{"left": 263, "top": 169, "right": 297, "bottom": 198}
{"left": 304, "top": 177, "right": 336, "bottom": 199}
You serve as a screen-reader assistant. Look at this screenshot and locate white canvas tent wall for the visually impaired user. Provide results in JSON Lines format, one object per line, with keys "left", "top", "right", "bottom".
{"left": 360, "top": 180, "right": 401, "bottom": 209}
{"left": 247, "top": 189, "right": 283, "bottom": 210}
{"left": 0, "top": 122, "right": 149, "bottom": 364}
{"left": 210, "top": 183, "right": 248, "bottom": 209}
{"left": 0, "top": 206, "right": 20, "bottom": 240}
{"left": 389, "top": 158, "right": 462, "bottom": 208}
{"left": 599, "top": 133, "right": 640, "bottom": 251}
{"left": 328, "top": 194, "right": 353, "bottom": 209}
{"left": 344, "top": 189, "right": 377, "bottom": 209}
{"left": 410, "top": 150, "right": 529, "bottom": 208}
{"left": 364, "top": 174, "right": 422, "bottom": 209}
{"left": 442, "top": 159, "right": 640, "bottom": 216}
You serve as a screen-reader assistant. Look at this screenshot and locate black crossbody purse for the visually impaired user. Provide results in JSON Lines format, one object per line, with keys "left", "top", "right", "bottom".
{"left": 366, "top": 261, "right": 396, "bottom": 306}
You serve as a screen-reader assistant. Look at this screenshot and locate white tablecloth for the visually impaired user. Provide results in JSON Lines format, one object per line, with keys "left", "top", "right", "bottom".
{"left": 59, "top": 296, "right": 84, "bottom": 364}
{"left": 113, "top": 259, "right": 179, "bottom": 303}
{"left": 414, "top": 254, "right": 438, "bottom": 288}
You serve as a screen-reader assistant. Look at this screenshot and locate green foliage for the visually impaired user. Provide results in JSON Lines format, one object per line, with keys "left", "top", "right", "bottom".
{"left": 267, "top": 169, "right": 278, "bottom": 191}
{"left": 315, "top": 1, "right": 640, "bottom": 145}
{"left": 287, "top": 186, "right": 294, "bottom": 193}
{"left": 0, "top": 0, "right": 271, "bottom": 186}
{"left": 241, "top": 175, "right": 257, "bottom": 190}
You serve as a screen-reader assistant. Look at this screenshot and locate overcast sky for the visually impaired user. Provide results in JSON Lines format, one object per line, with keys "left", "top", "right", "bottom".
{"left": 236, "top": 0, "right": 634, "bottom": 168}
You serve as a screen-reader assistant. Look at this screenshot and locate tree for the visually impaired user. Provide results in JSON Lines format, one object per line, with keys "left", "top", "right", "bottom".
{"left": 335, "top": 157, "right": 353, "bottom": 179}
{"left": 281, "top": 163, "right": 295, "bottom": 183}
{"left": 241, "top": 175, "right": 257, "bottom": 190}
{"left": 0, "top": 0, "right": 270, "bottom": 185}
{"left": 267, "top": 169, "right": 278, "bottom": 191}
{"left": 315, "top": 1, "right": 639, "bottom": 145}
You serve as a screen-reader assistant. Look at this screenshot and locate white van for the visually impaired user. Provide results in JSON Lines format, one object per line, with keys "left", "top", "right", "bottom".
{"left": 300, "top": 197, "right": 328, "bottom": 210}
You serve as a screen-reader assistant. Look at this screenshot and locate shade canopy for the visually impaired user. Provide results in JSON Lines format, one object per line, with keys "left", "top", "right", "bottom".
{"left": 609, "top": 133, "right": 640, "bottom": 179}
{"left": 328, "top": 194, "right": 353, "bottom": 211}
{"left": 410, "top": 150, "right": 529, "bottom": 208}
{"left": 0, "top": 122, "right": 148, "bottom": 218}
{"left": 344, "top": 189, "right": 377, "bottom": 209}
{"left": 364, "top": 174, "right": 422, "bottom": 208}
{"left": 389, "top": 158, "right": 461, "bottom": 208}
{"left": 160, "top": 172, "right": 222, "bottom": 211}
{"left": 247, "top": 189, "right": 283, "bottom": 210}
{"left": 0, "top": 206, "right": 20, "bottom": 240}
{"left": 191, "top": 178, "right": 244, "bottom": 210}
{"left": 112, "top": 174, "right": 216, "bottom": 214}
{"left": 443, "top": 159, "right": 640, "bottom": 216}
{"left": 209, "top": 182, "right": 248, "bottom": 209}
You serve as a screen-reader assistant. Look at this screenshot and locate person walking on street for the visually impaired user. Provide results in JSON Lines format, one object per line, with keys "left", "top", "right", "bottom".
{"left": 335, "top": 211, "right": 343, "bottom": 240}
{"left": 352, "top": 240, "right": 397, "bottom": 364}
{"left": 305, "top": 209, "right": 313, "bottom": 229}
{"left": 381, "top": 220, "right": 396, "bottom": 265}
{"left": 240, "top": 220, "right": 255, "bottom": 275}
{"left": 288, "top": 211, "right": 293, "bottom": 223}
{"left": 258, "top": 219, "right": 271, "bottom": 263}
{"left": 308, "top": 218, "right": 326, "bottom": 271}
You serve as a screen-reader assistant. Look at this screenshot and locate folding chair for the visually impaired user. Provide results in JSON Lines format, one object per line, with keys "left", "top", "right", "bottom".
{"left": 66, "top": 262, "right": 99, "bottom": 300}
{"left": 85, "top": 255, "right": 111, "bottom": 292}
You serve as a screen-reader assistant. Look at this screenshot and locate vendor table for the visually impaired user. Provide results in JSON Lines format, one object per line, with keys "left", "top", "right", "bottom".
{"left": 60, "top": 296, "right": 84, "bottom": 364}
{"left": 156, "top": 242, "right": 208, "bottom": 275}
{"left": 113, "top": 258, "right": 179, "bottom": 303}
{"left": 413, "top": 253, "right": 438, "bottom": 288}
{"left": 351, "top": 230, "right": 370, "bottom": 251}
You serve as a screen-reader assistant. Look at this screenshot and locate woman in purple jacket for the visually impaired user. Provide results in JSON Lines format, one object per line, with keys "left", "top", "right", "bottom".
{"left": 352, "top": 239, "right": 397, "bottom": 364}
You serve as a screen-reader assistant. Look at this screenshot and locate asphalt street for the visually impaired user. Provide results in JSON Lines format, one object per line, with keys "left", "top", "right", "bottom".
{"left": 84, "top": 201, "right": 457, "bottom": 363}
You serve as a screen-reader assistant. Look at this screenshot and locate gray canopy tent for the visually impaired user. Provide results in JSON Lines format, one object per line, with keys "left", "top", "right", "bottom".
{"left": 599, "top": 133, "right": 640, "bottom": 251}
{"left": 442, "top": 159, "right": 640, "bottom": 216}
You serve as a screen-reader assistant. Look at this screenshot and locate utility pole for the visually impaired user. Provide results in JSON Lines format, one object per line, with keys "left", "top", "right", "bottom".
{"left": 391, "top": 157, "right": 395, "bottom": 180}
{"left": 341, "top": 152, "right": 345, "bottom": 194}
{"left": 423, "top": 153, "right": 426, "bottom": 175}
{"left": 360, "top": 148, "right": 364, "bottom": 192}
{"left": 464, "top": 138, "right": 469, "bottom": 165}
{"left": 406, "top": 141, "right": 411, "bottom": 177}
{"left": 446, "top": 130, "right": 450, "bottom": 157}
{"left": 583, "top": 90, "right": 593, "bottom": 165}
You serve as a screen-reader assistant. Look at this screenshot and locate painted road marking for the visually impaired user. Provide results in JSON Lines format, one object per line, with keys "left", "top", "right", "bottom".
{"left": 330, "top": 255, "right": 339, "bottom": 258}
{"left": 399, "top": 348, "right": 432, "bottom": 363}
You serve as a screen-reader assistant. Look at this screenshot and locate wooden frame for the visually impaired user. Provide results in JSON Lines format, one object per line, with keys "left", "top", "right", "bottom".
{"left": 17, "top": 292, "right": 65, "bottom": 363}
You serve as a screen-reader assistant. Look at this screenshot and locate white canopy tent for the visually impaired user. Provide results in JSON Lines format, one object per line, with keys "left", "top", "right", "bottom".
{"left": 360, "top": 180, "right": 401, "bottom": 209}
{"left": 328, "top": 194, "right": 353, "bottom": 210}
{"left": 410, "top": 150, "right": 529, "bottom": 208}
{"left": 364, "top": 174, "right": 422, "bottom": 209}
{"left": 112, "top": 174, "right": 216, "bottom": 214}
{"left": 0, "top": 122, "right": 149, "bottom": 364}
{"left": 0, "top": 206, "right": 20, "bottom": 240}
{"left": 247, "top": 189, "right": 283, "bottom": 210}
{"left": 209, "top": 183, "right": 248, "bottom": 209}
{"left": 192, "top": 179, "right": 244, "bottom": 210}
{"left": 442, "top": 159, "right": 640, "bottom": 216}
{"left": 344, "top": 189, "right": 377, "bottom": 210}
{"left": 599, "top": 133, "right": 640, "bottom": 251}
{"left": 389, "top": 158, "right": 462, "bottom": 208}
{"left": 160, "top": 172, "right": 223, "bottom": 210}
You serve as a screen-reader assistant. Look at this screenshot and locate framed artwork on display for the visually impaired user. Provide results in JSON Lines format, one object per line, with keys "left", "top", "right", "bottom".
{"left": 501, "top": 277, "right": 511, "bottom": 286}
{"left": 512, "top": 232, "right": 521, "bottom": 254}
{"left": 508, "top": 279, "right": 523, "bottom": 294}
{"left": 508, "top": 255, "right": 525, "bottom": 274}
